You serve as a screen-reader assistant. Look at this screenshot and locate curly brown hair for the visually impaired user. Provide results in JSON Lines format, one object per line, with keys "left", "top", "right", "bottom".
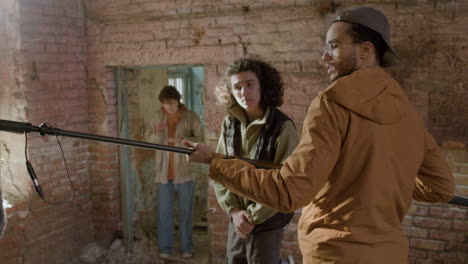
{"left": 216, "top": 56, "right": 284, "bottom": 110}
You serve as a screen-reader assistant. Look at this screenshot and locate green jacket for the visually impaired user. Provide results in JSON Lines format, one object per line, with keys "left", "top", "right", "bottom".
{"left": 214, "top": 105, "right": 299, "bottom": 224}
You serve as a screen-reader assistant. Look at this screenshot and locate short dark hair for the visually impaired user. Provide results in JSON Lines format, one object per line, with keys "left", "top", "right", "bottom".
{"left": 346, "top": 23, "right": 389, "bottom": 66}
{"left": 159, "top": 85, "right": 181, "bottom": 103}
{"left": 217, "top": 56, "right": 284, "bottom": 110}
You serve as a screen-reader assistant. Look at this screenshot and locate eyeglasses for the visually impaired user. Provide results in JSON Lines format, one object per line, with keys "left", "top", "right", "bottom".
{"left": 323, "top": 40, "right": 364, "bottom": 57}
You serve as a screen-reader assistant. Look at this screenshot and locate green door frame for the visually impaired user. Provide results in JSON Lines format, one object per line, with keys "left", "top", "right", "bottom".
{"left": 115, "top": 67, "right": 134, "bottom": 253}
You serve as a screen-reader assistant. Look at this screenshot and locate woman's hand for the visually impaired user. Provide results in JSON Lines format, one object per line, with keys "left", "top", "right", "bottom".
{"left": 230, "top": 208, "right": 255, "bottom": 239}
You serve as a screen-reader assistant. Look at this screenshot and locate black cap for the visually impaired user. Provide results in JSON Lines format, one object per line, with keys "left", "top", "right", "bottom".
{"left": 334, "top": 7, "right": 399, "bottom": 67}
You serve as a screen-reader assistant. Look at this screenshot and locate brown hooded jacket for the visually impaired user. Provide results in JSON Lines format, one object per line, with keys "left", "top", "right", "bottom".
{"left": 209, "top": 68, "right": 455, "bottom": 264}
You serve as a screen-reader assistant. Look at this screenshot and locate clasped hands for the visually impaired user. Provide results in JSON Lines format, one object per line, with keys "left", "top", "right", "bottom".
{"left": 182, "top": 140, "right": 255, "bottom": 239}
{"left": 230, "top": 208, "right": 255, "bottom": 239}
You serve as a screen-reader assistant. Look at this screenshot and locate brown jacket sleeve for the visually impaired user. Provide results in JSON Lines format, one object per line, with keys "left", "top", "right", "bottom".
{"left": 209, "top": 96, "right": 347, "bottom": 213}
{"left": 413, "top": 131, "right": 455, "bottom": 202}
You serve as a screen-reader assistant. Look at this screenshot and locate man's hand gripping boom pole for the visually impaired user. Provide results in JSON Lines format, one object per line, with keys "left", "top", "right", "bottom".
{"left": 0, "top": 119, "right": 465, "bottom": 207}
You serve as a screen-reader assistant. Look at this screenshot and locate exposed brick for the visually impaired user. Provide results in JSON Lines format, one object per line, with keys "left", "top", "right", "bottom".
{"left": 452, "top": 208, "right": 467, "bottom": 220}
{"left": 204, "top": 26, "right": 234, "bottom": 37}
{"left": 3, "top": 1, "right": 467, "bottom": 264}
{"left": 427, "top": 251, "right": 467, "bottom": 264}
{"left": 429, "top": 207, "right": 456, "bottom": 218}
{"left": 455, "top": 186, "right": 468, "bottom": 196}
{"left": 453, "top": 220, "right": 468, "bottom": 231}
{"left": 0, "top": 1, "right": 94, "bottom": 262}
{"left": 446, "top": 240, "right": 468, "bottom": 252}
{"left": 414, "top": 260, "right": 433, "bottom": 264}
{"left": 285, "top": 61, "right": 301, "bottom": 72}
{"left": 403, "top": 227, "right": 429, "bottom": 238}
{"left": 413, "top": 217, "right": 452, "bottom": 230}
{"left": 429, "top": 230, "right": 465, "bottom": 241}
{"left": 410, "top": 239, "right": 446, "bottom": 251}
{"left": 408, "top": 248, "right": 428, "bottom": 259}
{"left": 414, "top": 206, "right": 430, "bottom": 216}
{"left": 216, "top": 15, "right": 245, "bottom": 25}
{"left": 454, "top": 173, "right": 468, "bottom": 185}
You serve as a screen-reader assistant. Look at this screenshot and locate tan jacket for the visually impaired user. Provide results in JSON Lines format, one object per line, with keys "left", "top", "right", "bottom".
{"left": 145, "top": 107, "right": 204, "bottom": 184}
{"left": 214, "top": 106, "right": 299, "bottom": 224}
{"left": 209, "top": 68, "right": 455, "bottom": 264}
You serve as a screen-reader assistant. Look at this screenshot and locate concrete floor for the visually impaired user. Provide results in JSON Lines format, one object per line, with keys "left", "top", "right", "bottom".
{"left": 96, "top": 226, "right": 210, "bottom": 264}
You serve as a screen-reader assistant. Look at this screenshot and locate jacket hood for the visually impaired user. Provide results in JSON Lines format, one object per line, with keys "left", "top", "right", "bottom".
{"left": 323, "top": 68, "right": 408, "bottom": 124}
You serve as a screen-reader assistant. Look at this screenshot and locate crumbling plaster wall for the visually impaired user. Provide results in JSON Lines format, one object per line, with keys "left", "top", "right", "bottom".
{"left": 0, "top": 0, "right": 31, "bottom": 204}
{"left": 85, "top": 0, "right": 467, "bottom": 263}
{"left": 0, "top": 0, "right": 94, "bottom": 263}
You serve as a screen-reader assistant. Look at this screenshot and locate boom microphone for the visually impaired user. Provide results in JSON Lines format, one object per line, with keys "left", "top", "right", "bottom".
{"left": 0, "top": 119, "right": 466, "bottom": 207}
{"left": 26, "top": 161, "right": 44, "bottom": 199}
{"left": 0, "top": 190, "right": 6, "bottom": 238}
{"left": 0, "top": 119, "right": 32, "bottom": 134}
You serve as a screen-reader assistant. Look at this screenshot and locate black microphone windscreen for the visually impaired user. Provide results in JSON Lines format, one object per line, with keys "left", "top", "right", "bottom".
{"left": 0, "top": 190, "right": 6, "bottom": 238}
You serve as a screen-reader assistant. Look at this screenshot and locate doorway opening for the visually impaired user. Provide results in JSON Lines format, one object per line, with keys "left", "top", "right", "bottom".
{"left": 115, "top": 65, "right": 209, "bottom": 262}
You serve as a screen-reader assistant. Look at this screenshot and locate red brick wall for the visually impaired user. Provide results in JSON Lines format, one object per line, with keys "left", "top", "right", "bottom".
{"left": 0, "top": 0, "right": 463, "bottom": 263}
{"left": 0, "top": 0, "right": 93, "bottom": 263}
{"left": 85, "top": 1, "right": 468, "bottom": 263}
{"left": 86, "top": 67, "right": 121, "bottom": 245}
{"left": 404, "top": 147, "right": 468, "bottom": 264}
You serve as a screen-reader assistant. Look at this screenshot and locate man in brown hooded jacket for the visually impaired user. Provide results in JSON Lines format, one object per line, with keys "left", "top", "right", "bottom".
{"left": 184, "top": 7, "right": 455, "bottom": 264}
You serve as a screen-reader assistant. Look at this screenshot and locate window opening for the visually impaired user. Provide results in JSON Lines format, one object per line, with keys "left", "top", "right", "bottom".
{"left": 168, "top": 77, "right": 185, "bottom": 103}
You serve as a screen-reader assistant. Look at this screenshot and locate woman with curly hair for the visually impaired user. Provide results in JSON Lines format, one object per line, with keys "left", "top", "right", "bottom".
{"left": 213, "top": 57, "right": 299, "bottom": 263}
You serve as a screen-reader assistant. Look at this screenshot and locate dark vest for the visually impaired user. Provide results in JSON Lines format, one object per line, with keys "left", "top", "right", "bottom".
{"left": 225, "top": 107, "right": 295, "bottom": 232}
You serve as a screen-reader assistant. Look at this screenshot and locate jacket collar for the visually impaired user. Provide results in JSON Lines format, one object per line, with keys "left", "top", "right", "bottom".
{"left": 227, "top": 105, "right": 271, "bottom": 126}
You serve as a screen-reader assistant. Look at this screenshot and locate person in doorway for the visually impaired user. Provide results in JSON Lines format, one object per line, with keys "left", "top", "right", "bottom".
{"left": 184, "top": 7, "right": 455, "bottom": 264}
{"left": 210, "top": 57, "right": 299, "bottom": 263}
{"left": 145, "top": 85, "right": 204, "bottom": 259}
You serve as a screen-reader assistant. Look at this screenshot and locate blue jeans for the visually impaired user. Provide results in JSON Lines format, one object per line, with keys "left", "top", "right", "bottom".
{"left": 158, "top": 180, "right": 194, "bottom": 254}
